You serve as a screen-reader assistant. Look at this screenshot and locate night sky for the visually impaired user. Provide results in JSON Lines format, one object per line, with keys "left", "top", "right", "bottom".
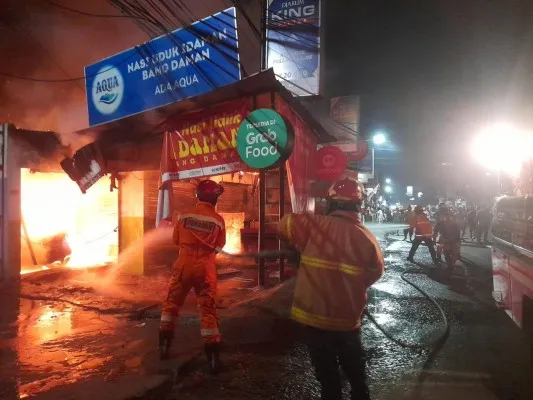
{"left": 1, "top": 0, "right": 532, "bottom": 195}
{"left": 326, "top": 0, "right": 533, "bottom": 195}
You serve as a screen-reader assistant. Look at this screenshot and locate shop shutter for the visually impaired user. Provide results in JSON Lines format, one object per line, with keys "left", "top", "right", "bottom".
{"left": 172, "top": 181, "right": 197, "bottom": 213}
{"left": 143, "top": 171, "right": 160, "bottom": 225}
{"left": 143, "top": 172, "right": 202, "bottom": 223}
{"left": 143, "top": 174, "right": 252, "bottom": 227}
{"left": 217, "top": 182, "right": 249, "bottom": 213}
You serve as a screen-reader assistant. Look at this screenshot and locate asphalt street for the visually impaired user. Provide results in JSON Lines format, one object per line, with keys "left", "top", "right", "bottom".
{"left": 169, "top": 230, "right": 533, "bottom": 400}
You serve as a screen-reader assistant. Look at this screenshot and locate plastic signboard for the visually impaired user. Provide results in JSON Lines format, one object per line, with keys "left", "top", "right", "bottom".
{"left": 314, "top": 145, "right": 347, "bottom": 181}
{"left": 266, "top": 0, "right": 321, "bottom": 96}
{"left": 236, "top": 109, "right": 294, "bottom": 169}
{"left": 85, "top": 7, "right": 240, "bottom": 126}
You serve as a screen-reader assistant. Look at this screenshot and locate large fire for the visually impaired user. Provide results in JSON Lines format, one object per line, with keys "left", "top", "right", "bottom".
{"left": 20, "top": 169, "right": 118, "bottom": 273}
{"left": 219, "top": 212, "right": 244, "bottom": 254}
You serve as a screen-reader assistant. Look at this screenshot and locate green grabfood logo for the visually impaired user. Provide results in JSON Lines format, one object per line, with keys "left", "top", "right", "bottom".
{"left": 236, "top": 109, "right": 294, "bottom": 169}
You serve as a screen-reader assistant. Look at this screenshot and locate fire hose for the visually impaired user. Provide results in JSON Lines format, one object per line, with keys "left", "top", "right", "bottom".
{"left": 188, "top": 226, "right": 450, "bottom": 349}
{"left": 364, "top": 267, "right": 450, "bottom": 349}
{"left": 217, "top": 243, "right": 450, "bottom": 350}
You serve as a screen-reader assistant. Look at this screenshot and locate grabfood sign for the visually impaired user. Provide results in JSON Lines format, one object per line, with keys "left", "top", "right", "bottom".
{"left": 237, "top": 109, "right": 294, "bottom": 169}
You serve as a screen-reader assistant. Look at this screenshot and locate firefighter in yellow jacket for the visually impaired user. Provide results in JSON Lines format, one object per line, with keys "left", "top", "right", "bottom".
{"left": 159, "top": 180, "right": 226, "bottom": 373}
{"left": 278, "top": 178, "right": 384, "bottom": 400}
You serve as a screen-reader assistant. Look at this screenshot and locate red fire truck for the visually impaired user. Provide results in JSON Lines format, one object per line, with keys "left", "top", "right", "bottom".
{"left": 492, "top": 196, "right": 533, "bottom": 348}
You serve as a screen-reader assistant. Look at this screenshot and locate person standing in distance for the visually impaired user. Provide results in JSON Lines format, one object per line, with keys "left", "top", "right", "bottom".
{"left": 278, "top": 178, "right": 385, "bottom": 400}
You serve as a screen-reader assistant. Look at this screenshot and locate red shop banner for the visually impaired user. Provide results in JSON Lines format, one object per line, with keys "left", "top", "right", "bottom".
{"left": 161, "top": 99, "right": 250, "bottom": 183}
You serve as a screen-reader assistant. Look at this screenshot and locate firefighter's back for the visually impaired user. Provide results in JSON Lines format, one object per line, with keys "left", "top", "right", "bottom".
{"left": 286, "top": 211, "right": 384, "bottom": 331}
{"left": 175, "top": 202, "right": 226, "bottom": 268}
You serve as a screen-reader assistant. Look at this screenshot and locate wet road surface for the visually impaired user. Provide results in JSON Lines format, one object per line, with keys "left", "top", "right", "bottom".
{"left": 170, "top": 233, "right": 533, "bottom": 400}
{"left": 0, "top": 262, "right": 265, "bottom": 399}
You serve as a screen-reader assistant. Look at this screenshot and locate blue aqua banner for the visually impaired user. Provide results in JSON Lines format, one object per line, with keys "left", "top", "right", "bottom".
{"left": 266, "top": 0, "right": 321, "bottom": 96}
{"left": 85, "top": 8, "right": 240, "bottom": 126}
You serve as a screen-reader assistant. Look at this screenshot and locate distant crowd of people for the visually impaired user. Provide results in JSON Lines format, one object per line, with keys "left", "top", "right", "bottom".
{"left": 363, "top": 206, "right": 406, "bottom": 224}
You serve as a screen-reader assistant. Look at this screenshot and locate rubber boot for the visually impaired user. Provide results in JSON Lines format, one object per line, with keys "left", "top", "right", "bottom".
{"left": 159, "top": 330, "right": 174, "bottom": 360}
{"left": 205, "top": 342, "right": 221, "bottom": 374}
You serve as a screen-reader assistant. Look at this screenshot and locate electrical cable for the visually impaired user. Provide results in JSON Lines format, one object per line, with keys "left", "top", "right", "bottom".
{"left": 0, "top": 4, "right": 240, "bottom": 82}
{"left": 1, "top": 2, "right": 317, "bottom": 89}
{"left": 42, "top": 0, "right": 146, "bottom": 19}
{"left": 111, "top": 0, "right": 294, "bottom": 159}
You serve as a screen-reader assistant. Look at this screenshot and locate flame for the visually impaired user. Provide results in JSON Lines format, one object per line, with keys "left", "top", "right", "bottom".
{"left": 20, "top": 265, "right": 50, "bottom": 275}
{"left": 219, "top": 212, "right": 244, "bottom": 254}
{"left": 20, "top": 169, "right": 118, "bottom": 272}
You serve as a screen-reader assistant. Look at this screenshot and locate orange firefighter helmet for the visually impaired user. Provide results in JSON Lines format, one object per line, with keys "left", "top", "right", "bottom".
{"left": 327, "top": 178, "right": 363, "bottom": 204}
{"left": 197, "top": 180, "right": 224, "bottom": 204}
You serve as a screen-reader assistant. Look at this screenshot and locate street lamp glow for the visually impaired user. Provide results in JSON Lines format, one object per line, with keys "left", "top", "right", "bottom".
{"left": 384, "top": 185, "right": 392, "bottom": 193}
{"left": 373, "top": 132, "right": 386, "bottom": 145}
{"left": 471, "top": 123, "right": 532, "bottom": 176}
{"left": 385, "top": 178, "right": 391, "bottom": 184}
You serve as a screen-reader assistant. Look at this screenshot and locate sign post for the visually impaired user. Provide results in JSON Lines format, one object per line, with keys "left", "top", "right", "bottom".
{"left": 236, "top": 108, "right": 294, "bottom": 287}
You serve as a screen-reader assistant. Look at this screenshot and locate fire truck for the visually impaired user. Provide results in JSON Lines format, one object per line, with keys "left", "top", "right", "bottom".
{"left": 491, "top": 195, "right": 533, "bottom": 356}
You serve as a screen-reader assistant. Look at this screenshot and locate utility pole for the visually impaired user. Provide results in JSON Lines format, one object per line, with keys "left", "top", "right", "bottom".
{"left": 260, "top": 0, "right": 267, "bottom": 70}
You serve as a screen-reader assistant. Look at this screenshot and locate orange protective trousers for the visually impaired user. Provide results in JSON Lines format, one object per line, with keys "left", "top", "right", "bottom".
{"left": 160, "top": 202, "right": 226, "bottom": 344}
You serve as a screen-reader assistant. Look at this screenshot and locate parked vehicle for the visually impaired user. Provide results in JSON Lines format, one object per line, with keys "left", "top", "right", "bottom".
{"left": 491, "top": 196, "right": 533, "bottom": 360}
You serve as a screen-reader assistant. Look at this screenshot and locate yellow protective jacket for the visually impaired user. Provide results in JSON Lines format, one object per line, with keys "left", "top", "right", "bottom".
{"left": 278, "top": 211, "right": 384, "bottom": 331}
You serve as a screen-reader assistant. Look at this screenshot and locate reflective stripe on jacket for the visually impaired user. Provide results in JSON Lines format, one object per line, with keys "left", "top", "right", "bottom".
{"left": 410, "top": 215, "right": 433, "bottom": 237}
{"left": 173, "top": 202, "right": 226, "bottom": 269}
{"left": 278, "top": 211, "right": 384, "bottom": 331}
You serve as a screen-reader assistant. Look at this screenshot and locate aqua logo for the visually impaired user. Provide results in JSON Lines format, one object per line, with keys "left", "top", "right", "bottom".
{"left": 91, "top": 66, "right": 124, "bottom": 115}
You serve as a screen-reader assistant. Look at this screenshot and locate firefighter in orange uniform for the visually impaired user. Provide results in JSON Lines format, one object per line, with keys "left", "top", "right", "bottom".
{"left": 278, "top": 178, "right": 384, "bottom": 400}
{"left": 159, "top": 180, "right": 226, "bottom": 373}
{"left": 407, "top": 205, "right": 437, "bottom": 263}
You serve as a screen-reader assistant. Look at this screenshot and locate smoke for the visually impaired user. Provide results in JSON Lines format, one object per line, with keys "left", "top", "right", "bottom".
{"left": 0, "top": 0, "right": 259, "bottom": 151}
{"left": 0, "top": 0, "right": 147, "bottom": 147}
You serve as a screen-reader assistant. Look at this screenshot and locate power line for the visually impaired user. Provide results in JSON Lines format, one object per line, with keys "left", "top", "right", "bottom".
{"left": 42, "top": 0, "right": 144, "bottom": 19}
{"left": 1, "top": 3, "right": 317, "bottom": 84}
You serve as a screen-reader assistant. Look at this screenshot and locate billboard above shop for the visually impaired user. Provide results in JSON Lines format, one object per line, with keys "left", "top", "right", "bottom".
{"left": 329, "top": 95, "right": 359, "bottom": 139}
{"left": 266, "top": 0, "right": 321, "bottom": 96}
{"left": 85, "top": 7, "right": 240, "bottom": 126}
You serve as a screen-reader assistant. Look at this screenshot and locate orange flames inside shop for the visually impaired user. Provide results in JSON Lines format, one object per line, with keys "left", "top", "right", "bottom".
{"left": 20, "top": 169, "right": 119, "bottom": 274}
{"left": 219, "top": 212, "right": 244, "bottom": 254}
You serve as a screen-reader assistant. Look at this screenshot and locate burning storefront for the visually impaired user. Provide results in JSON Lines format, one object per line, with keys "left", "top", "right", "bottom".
{"left": 0, "top": 71, "right": 333, "bottom": 283}
{"left": 0, "top": 124, "right": 121, "bottom": 281}
{"left": 63, "top": 69, "right": 331, "bottom": 277}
